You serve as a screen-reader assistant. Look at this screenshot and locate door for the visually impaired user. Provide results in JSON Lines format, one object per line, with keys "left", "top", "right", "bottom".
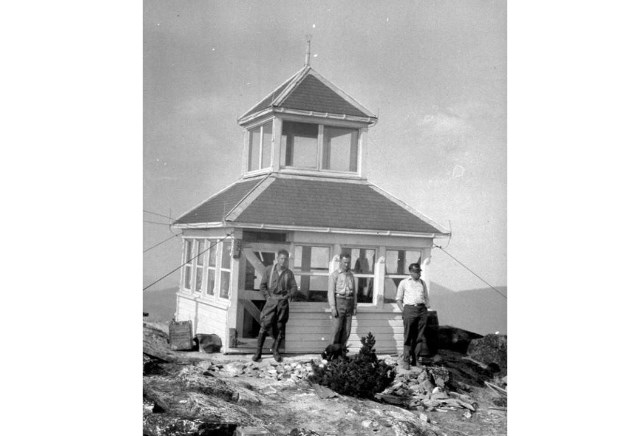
{"left": 239, "top": 243, "right": 290, "bottom": 339}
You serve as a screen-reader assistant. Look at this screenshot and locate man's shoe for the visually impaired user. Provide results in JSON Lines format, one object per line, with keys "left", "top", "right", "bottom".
{"left": 273, "top": 349, "right": 282, "bottom": 363}
{"left": 251, "top": 352, "right": 261, "bottom": 362}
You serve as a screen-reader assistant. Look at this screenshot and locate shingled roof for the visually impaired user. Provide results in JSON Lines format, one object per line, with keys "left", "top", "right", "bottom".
{"left": 174, "top": 175, "right": 448, "bottom": 235}
{"left": 174, "top": 178, "right": 263, "bottom": 225}
{"left": 239, "top": 66, "right": 377, "bottom": 124}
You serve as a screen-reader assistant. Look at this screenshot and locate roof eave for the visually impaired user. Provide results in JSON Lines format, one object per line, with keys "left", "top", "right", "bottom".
{"left": 225, "top": 222, "right": 446, "bottom": 238}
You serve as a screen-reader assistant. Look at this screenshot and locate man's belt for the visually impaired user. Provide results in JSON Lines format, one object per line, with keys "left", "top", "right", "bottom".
{"left": 335, "top": 293, "right": 354, "bottom": 299}
{"left": 404, "top": 303, "right": 426, "bottom": 307}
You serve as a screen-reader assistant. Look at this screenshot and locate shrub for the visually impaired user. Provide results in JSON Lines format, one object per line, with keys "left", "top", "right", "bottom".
{"left": 309, "top": 333, "right": 395, "bottom": 399}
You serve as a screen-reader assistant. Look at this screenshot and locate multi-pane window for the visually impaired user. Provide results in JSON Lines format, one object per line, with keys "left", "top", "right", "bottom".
{"left": 194, "top": 239, "right": 205, "bottom": 293}
{"left": 345, "top": 247, "right": 377, "bottom": 303}
{"left": 220, "top": 241, "right": 232, "bottom": 299}
{"left": 293, "top": 245, "right": 330, "bottom": 302}
{"left": 248, "top": 121, "right": 273, "bottom": 171}
{"left": 281, "top": 121, "right": 360, "bottom": 173}
{"left": 322, "top": 126, "right": 358, "bottom": 172}
{"left": 206, "top": 239, "right": 217, "bottom": 296}
{"left": 384, "top": 249, "right": 422, "bottom": 302}
{"left": 183, "top": 239, "right": 193, "bottom": 290}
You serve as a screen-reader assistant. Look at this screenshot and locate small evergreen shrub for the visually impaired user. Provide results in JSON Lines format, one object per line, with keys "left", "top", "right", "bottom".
{"left": 309, "top": 332, "right": 395, "bottom": 399}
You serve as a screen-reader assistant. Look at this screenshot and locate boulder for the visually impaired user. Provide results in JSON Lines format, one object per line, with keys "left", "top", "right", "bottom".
{"left": 467, "top": 334, "right": 507, "bottom": 374}
{"left": 437, "top": 326, "right": 483, "bottom": 354}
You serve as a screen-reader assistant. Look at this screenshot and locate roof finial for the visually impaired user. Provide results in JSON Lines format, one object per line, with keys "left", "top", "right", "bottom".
{"left": 304, "top": 34, "right": 312, "bottom": 67}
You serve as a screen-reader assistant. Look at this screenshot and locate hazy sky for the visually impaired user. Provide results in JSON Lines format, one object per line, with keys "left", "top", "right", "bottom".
{"left": 143, "top": 0, "right": 507, "bottom": 293}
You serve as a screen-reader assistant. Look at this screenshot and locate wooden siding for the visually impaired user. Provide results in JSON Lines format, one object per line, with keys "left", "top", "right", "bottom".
{"left": 285, "top": 309, "right": 404, "bottom": 354}
{"left": 176, "top": 294, "right": 197, "bottom": 322}
{"left": 176, "top": 294, "right": 229, "bottom": 350}
{"left": 195, "top": 301, "right": 228, "bottom": 339}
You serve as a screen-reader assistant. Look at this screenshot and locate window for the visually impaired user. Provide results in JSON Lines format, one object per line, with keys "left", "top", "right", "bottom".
{"left": 322, "top": 126, "right": 359, "bottom": 172}
{"left": 183, "top": 239, "right": 193, "bottom": 290}
{"left": 194, "top": 239, "right": 205, "bottom": 293}
{"left": 384, "top": 249, "right": 422, "bottom": 302}
{"left": 280, "top": 121, "right": 360, "bottom": 172}
{"left": 345, "top": 247, "right": 377, "bottom": 303}
{"left": 220, "top": 241, "right": 232, "bottom": 299}
{"left": 248, "top": 121, "right": 273, "bottom": 171}
{"left": 261, "top": 122, "right": 272, "bottom": 169}
{"left": 281, "top": 121, "right": 318, "bottom": 168}
{"left": 206, "top": 239, "right": 218, "bottom": 296}
{"left": 292, "top": 245, "right": 330, "bottom": 302}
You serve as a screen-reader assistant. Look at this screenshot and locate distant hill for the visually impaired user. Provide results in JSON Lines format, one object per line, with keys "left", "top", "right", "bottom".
{"left": 143, "top": 286, "right": 178, "bottom": 322}
{"left": 430, "top": 283, "right": 507, "bottom": 335}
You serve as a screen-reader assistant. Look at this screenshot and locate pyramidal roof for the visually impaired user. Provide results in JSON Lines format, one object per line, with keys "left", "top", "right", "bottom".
{"left": 238, "top": 66, "right": 378, "bottom": 124}
{"left": 173, "top": 174, "right": 449, "bottom": 236}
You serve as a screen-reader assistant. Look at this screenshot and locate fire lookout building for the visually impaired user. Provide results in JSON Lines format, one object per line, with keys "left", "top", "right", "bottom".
{"left": 172, "top": 64, "right": 449, "bottom": 354}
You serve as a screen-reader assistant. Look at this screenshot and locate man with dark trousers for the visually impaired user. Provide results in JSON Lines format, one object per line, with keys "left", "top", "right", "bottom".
{"left": 395, "top": 262, "right": 430, "bottom": 370}
{"left": 252, "top": 249, "right": 297, "bottom": 363}
{"left": 328, "top": 252, "right": 357, "bottom": 352}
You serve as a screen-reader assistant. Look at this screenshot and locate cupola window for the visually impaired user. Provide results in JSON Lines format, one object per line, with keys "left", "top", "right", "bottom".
{"left": 280, "top": 120, "right": 359, "bottom": 173}
{"left": 281, "top": 121, "right": 319, "bottom": 168}
{"left": 248, "top": 121, "right": 273, "bottom": 172}
{"left": 322, "top": 126, "right": 359, "bottom": 172}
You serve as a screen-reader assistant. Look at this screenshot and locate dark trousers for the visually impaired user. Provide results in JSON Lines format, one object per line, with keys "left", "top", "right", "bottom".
{"left": 331, "top": 297, "right": 354, "bottom": 346}
{"left": 258, "top": 297, "right": 289, "bottom": 341}
{"left": 402, "top": 304, "right": 428, "bottom": 364}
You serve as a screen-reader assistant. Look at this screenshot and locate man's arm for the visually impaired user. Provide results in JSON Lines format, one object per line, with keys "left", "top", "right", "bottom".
{"left": 259, "top": 266, "right": 270, "bottom": 299}
{"left": 395, "top": 280, "right": 405, "bottom": 313}
{"left": 351, "top": 273, "right": 357, "bottom": 315}
{"left": 328, "top": 272, "right": 338, "bottom": 317}
{"left": 286, "top": 271, "right": 298, "bottom": 302}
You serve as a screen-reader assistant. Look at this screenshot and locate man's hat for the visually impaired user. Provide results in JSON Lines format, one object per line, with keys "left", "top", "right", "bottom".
{"left": 408, "top": 263, "right": 422, "bottom": 273}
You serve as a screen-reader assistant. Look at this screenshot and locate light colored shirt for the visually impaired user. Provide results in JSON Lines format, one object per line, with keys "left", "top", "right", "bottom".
{"left": 328, "top": 269, "right": 355, "bottom": 309}
{"left": 395, "top": 277, "right": 429, "bottom": 306}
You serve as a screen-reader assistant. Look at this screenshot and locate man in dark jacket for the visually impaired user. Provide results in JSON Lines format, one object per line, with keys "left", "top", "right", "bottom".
{"left": 253, "top": 249, "right": 298, "bottom": 362}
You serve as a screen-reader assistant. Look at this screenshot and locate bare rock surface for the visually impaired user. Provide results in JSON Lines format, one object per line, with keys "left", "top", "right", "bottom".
{"left": 143, "top": 323, "right": 506, "bottom": 436}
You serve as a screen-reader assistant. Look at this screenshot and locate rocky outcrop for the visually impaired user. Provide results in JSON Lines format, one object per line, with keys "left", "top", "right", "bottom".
{"left": 467, "top": 334, "right": 507, "bottom": 375}
{"left": 143, "top": 323, "right": 506, "bottom": 436}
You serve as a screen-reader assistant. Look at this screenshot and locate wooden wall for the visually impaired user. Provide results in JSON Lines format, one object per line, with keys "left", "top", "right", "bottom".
{"left": 286, "top": 306, "right": 404, "bottom": 354}
{"left": 176, "top": 293, "right": 229, "bottom": 350}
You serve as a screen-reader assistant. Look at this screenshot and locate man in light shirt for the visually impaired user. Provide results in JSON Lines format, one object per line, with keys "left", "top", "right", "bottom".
{"left": 395, "top": 262, "right": 430, "bottom": 370}
{"left": 328, "top": 252, "right": 357, "bottom": 351}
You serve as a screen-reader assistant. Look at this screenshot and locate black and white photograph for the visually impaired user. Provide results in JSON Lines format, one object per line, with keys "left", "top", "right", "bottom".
{"left": 143, "top": 1, "right": 507, "bottom": 435}
{"left": 6, "top": 1, "right": 641, "bottom": 436}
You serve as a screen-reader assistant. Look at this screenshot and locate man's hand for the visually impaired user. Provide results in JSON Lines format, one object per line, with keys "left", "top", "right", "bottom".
{"left": 331, "top": 308, "right": 338, "bottom": 318}
{"left": 353, "top": 305, "right": 358, "bottom": 316}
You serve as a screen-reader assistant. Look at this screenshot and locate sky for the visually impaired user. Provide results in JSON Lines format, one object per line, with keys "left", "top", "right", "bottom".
{"left": 143, "top": 0, "right": 507, "bottom": 294}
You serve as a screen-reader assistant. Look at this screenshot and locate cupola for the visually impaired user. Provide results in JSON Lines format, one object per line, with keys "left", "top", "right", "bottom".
{"left": 238, "top": 61, "right": 377, "bottom": 179}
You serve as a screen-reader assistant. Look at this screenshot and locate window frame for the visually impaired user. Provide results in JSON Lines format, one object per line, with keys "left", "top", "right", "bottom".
{"left": 291, "top": 243, "right": 332, "bottom": 303}
{"left": 219, "top": 240, "right": 233, "bottom": 299}
{"left": 193, "top": 239, "right": 206, "bottom": 295}
{"left": 321, "top": 125, "right": 359, "bottom": 172}
{"left": 247, "top": 120, "right": 274, "bottom": 173}
{"left": 280, "top": 121, "right": 361, "bottom": 174}
{"left": 204, "top": 238, "right": 218, "bottom": 297}
{"left": 182, "top": 238, "right": 194, "bottom": 292}
{"left": 341, "top": 245, "right": 378, "bottom": 306}
{"left": 383, "top": 248, "right": 423, "bottom": 303}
